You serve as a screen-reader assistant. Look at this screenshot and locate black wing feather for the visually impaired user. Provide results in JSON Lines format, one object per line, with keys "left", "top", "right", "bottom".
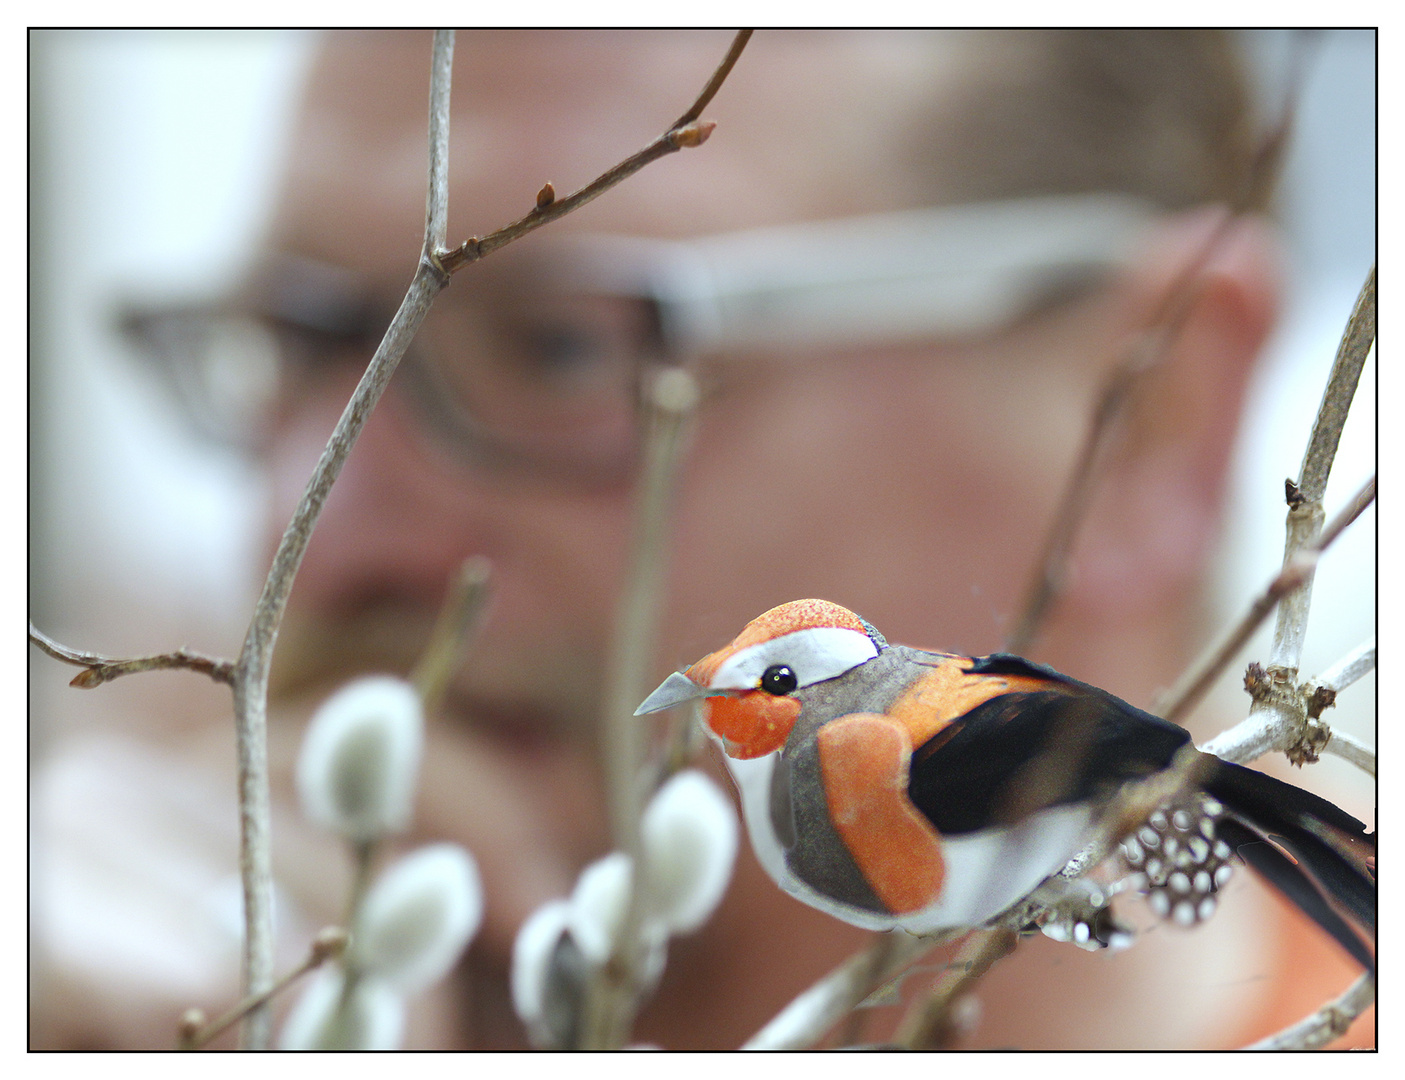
{"left": 909, "top": 683, "right": 1189, "bottom": 835}
{"left": 906, "top": 652, "right": 1375, "bottom": 971}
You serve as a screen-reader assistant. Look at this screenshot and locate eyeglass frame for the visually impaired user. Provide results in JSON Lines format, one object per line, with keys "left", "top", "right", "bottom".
{"left": 122, "top": 191, "right": 1157, "bottom": 483}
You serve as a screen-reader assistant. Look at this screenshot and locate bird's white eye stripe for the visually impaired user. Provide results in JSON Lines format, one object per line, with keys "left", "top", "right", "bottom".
{"left": 709, "top": 628, "right": 878, "bottom": 691}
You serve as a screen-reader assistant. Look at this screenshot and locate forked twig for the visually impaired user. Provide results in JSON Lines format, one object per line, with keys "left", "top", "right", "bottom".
{"left": 178, "top": 927, "right": 349, "bottom": 1050}
{"left": 439, "top": 30, "right": 753, "bottom": 275}
{"left": 1152, "top": 474, "right": 1373, "bottom": 730}
{"left": 29, "top": 622, "right": 234, "bottom": 688}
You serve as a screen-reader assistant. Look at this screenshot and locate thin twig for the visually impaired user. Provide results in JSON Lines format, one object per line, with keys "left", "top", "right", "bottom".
{"left": 1267, "top": 265, "right": 1374, "bottom": 673}
{"left": 1312, "top": 636, "right": 1375, "bottom": 695}
{"left": 411, "top": 555, "right": 492, "bottom": 716}
{"left": 1243, "top": 972, "right": 1374, "bottom": 1050}
{"left": 1152, "top": 473, "right": 1374, "bottom": 729}
{"left": 1002, "top": 263, "right": 1216, "bottom": 656}
{"left": 439, "top": 30, "right": 753, "bottom": 275}
{"left": 29, "top": 622, "right": 234, "bottom": 688}
{"left": 580, "top": 369, "right": 702, "bottom": 1049}
{"left": 1002, "top": 47, "right": 1309, "bottom": 657}
{"left": 1323, "top": 730, "right": 1375, "bottom": 777}
{"left": 892, "top": 927, "right": 1017, "bottom": 1049}
{"left": 743, "top": 931, "right": 958, "bottom": 1050}
{"left": 424, "top": 30, "right": 454, "bottom": 258}
{"left": 227, "top": 30, "right": 458, "bottom": 1049}
{"left": 178, "top": 927, "right": 349, "bottom": 1050}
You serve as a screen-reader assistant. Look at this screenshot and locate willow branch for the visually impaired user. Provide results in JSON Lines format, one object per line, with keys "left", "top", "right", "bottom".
{"left": 178, "top": 927, "right": 349, "bottom": 1050}
{"left": 1153, "top": 473, "right": 1374, "bottom": 730}
{"left": 411, "top": 555, "right": 492, "bottom": 716}
{"left": 580, "top": 369, "right": 701, "bottom": 1050}
{"left": 1003, "top": 48, "right": 1309, "bottom": 657}
{"left": 1268, "top": 265, "right": 1375, "bottom": 672}
{"left": 744, "top": 931, "right": 956, "bottom": 1050}
{"left": 29, "top": 622, "right": 234, "bottom": 688}
{"left": 1323, "top": 731, "right": 1375, "bottom": 777}
{"left": 1313, "top": 636, "right": 1375, "bottom": 696}
{"left": 227, "top": 30, "right": 457, "bottom": 1049}
{"left": 892, "top": 927, "right": 1017, "bottom": 1049}
{"left": 439, "top": 30, "right": 753, "bottom": 275}
{"left": 1243, "top": 972, "right": 1374, "bottom": 1050}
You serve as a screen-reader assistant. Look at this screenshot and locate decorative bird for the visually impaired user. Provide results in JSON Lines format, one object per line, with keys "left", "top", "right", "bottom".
{"left": 636, "top": 599, "right": 1375, "bottom": 968}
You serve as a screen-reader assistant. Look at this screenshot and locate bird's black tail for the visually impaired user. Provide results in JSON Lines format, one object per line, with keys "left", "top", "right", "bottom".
{"left": 1201, "top": 758, "right": 1375, "bottom": 971}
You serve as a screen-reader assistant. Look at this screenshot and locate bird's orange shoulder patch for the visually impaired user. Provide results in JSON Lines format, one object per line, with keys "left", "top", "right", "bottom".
{"left": 886, "top": 655, "right": 1062, "bottom": 747}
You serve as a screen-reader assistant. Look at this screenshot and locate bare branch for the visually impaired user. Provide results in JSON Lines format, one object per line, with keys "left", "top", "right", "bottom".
{"left": 1242, "top": 972, "right": 1374, "bottom": 1050}
{"left": 1323, "top": 730, "right": 1376, "bottom": 777}
{"left": 29, "top": 622, "right": 234, "bottom": 689}
{"left": 228, "top": 32, "right": 461, "bottom": 1049}
{"left": 439, "top": 30, "right": 753, "bottom": 275}
{"left": 744, "top": 931, "right": 953, "bottom": 1050}
{"left": 1003, "top": 48, "right": 1310, "bottom": 657}
{"left": 178, "top": 927, "right": 349, "bottom": 1050}
{"left": 411, "top": 556, "right": 492, "bottom": 716}
{"left": 1152, "top": 473, "right": 1374, "bottom": 729}
{"left": 671, "top": 28, "right": 753, "bottom": 128}
{"left": 1269, "top": 265, "right": 1374, "bottom": 672}
{"left": 580, "top": 369, "right": 701, "bottom": 1049}
{"left": 424, "top": 31, "right": 454, "bottom": 257}
{"left": 893, "top": 927, "right": 1017, "bottom": 1049}
{"left": 1312, "top": 637, "right": 1375, "bottom": 695}
{"left": 1294, "top": 267, "right": 1376, "bottom": 506}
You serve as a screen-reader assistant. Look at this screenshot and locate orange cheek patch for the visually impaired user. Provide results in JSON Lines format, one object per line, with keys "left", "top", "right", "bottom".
{"left": 703, "top": 692, "right": 801, "bottom": 759}
{"left": 817, "top": 713, "right": 946, "bottom": 915}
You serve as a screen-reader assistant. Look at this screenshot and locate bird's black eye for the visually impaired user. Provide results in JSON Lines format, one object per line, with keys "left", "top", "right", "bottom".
{"left": 760, "top": 665, "right": 798, "bottom": 695}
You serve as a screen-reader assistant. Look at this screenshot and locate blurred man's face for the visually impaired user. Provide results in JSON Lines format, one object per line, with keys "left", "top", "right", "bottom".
{"left": 260, "top": 31, "right": 1175, "bottom": 1035}
{"left": 268, "top": 29, "right": 1128, "bottom": 718}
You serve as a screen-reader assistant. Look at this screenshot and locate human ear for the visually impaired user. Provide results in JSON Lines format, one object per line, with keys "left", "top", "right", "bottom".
{"left": 1064, "top": 206, "right": 1283, "bottom": 621}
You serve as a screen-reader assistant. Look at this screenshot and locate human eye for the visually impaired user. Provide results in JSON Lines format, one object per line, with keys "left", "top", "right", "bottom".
{"left": 498, "top": 296, "right": 652, "bottom": 395}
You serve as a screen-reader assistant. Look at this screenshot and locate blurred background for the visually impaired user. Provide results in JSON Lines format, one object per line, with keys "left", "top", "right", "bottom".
{"left": 28, "top": 29, "right": 1376, "bottom": 1045}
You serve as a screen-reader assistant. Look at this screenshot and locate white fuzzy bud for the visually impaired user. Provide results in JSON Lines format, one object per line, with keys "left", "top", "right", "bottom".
{"left": 297, "top": 676, "right": 423, "bottom": 841}
{"left": 640, "top": 769, "right": 738, "bottom": 934}
{"left": 353, "top": 844, "right": 483, "bottom": 992}
{"left": 279, "top": 968, "right": 404, "bottom": 1050}
{"left": 567, "top": 851, "right": 633, "bottom": 965}
{"left": 510, "top": 899, "right": 592, "bottom": 1049}
{"left": 510, "top": 900, "right": 571, "bottom": 1031}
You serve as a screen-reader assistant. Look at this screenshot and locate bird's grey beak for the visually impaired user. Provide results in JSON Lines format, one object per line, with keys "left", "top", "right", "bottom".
{"left": 634, "top": 670, "right": 708, "bottom": 715}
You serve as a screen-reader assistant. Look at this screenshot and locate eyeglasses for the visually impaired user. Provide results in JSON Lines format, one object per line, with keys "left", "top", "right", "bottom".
{"left": 123, "top": 192, "right": 1155, "bottom": 486}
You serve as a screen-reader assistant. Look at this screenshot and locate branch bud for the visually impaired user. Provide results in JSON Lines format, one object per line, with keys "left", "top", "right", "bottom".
{"left": 535, "top": 181, "right": 556, "bottom": 209}
{"left": 310, "top": 925, "right": 351, "bottom": 963}
{"left": 177, "top": 1008, "right": 206, "bottom": 1049}
{"left": 671, "top": 119, "right": 716, "bottom": 148}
